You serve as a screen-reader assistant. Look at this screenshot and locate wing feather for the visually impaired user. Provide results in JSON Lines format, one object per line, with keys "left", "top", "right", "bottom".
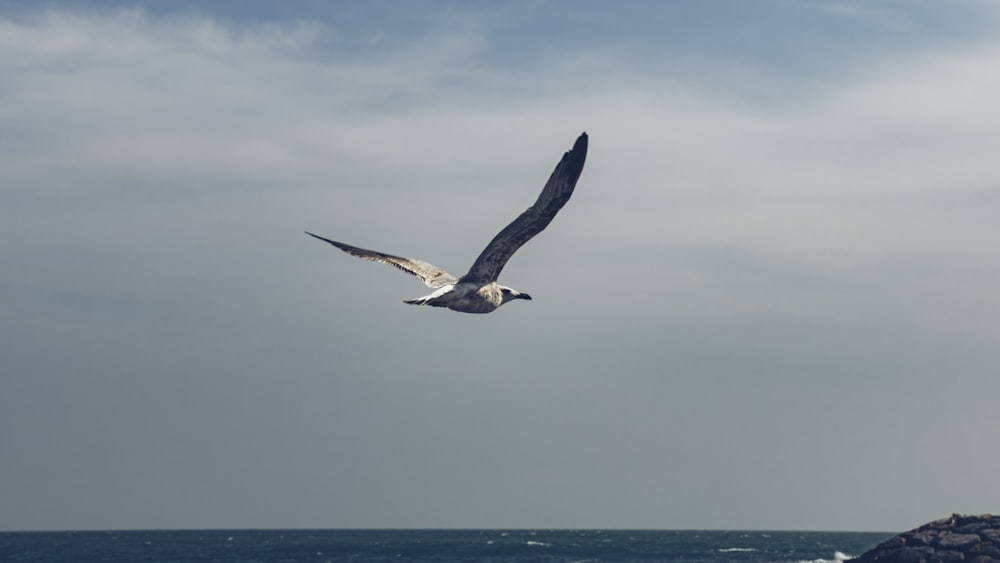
{"left": 305, "top": 232, "right": 457, "bottom": 288}
{"left": 461, "top": 132, "right": 588, "bottom": 283}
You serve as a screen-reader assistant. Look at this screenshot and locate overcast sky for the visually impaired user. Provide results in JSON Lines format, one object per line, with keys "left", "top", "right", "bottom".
{"left": 2, "top": 0, "right": 999, "bottom": 533}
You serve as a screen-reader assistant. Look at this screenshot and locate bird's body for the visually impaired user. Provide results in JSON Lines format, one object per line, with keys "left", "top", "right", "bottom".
{"left": 307, "top": 132, "right": 588, "bottom": 313}
{"left": 403, "top": 281, "right": 524, "bottom": 313}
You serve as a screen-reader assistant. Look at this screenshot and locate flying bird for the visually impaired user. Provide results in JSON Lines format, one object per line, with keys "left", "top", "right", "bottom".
{"left": 306, "top": 132, "right": 588, "bottom": 313}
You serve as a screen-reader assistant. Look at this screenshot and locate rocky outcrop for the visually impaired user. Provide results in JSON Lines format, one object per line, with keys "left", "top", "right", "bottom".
{"left": 849, "top": 514, "right": 1000, "bottom": 563}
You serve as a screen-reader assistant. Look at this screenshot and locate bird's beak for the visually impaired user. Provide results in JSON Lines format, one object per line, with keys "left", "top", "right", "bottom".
{"left": 521, "top": 293, "right": 532, "bottom": 300}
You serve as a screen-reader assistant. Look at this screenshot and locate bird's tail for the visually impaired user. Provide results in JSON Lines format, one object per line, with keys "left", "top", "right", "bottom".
{"left": 404, "top": 285, "right": 454, "bottom": 307}
{"left": 404, "top": 295, "right": 453, "bottom": 308}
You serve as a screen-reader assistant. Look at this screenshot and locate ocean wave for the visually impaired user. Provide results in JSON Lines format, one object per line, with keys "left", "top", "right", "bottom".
{"left": 797, "top": 551, "right": 853, "bottom": 563}
{"left": 718, "top": 547, "right": 758, "bottom": 552}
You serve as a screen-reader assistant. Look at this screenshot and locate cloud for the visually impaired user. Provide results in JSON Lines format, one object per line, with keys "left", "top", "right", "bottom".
{"left": 2, "top": 3, "right": 1000, "bottom": 531}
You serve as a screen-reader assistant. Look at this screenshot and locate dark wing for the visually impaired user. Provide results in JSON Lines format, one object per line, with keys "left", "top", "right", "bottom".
{"left": 306, "top": 232, "right": 457, "bottom": 288}
{"left": 461, "top": 132, "right": 588, "bottom": 284}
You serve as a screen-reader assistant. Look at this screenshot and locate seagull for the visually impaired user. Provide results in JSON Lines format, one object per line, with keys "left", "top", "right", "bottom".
{"left": 306, "top": 132, "right": 588, "bottom": 313}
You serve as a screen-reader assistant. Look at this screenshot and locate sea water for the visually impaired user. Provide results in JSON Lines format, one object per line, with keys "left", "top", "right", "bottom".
{"left": 0, "top": 528, "right": 891, "bottom": 562}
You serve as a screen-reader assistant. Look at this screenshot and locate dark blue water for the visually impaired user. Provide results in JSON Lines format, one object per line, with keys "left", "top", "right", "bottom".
{"left": 0, "top": 529, "right": 890, "bottom": 562}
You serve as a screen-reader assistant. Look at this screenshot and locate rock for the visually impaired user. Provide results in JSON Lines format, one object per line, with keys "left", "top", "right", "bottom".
{"left": 911, "top": 531, "right": 940, "bottom": 546}
{"left": 897, "top": 547, "right": 937, "bottom": 562}
{"left": 850, "top": 515, "right": 999, "bottom": 563}
{"left": 939, "top": 535, "right": 983, "bottom": 550}
{"left": 971, "top": 543, "right": 1000, "bottom": 558}
{"left": 929, "top": 551, "right": 965, "bottom": 563}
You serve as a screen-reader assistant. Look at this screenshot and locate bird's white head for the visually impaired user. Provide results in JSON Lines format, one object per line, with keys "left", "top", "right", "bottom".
{"left": 499, "top": 286, "right": 532, "bottom": 305}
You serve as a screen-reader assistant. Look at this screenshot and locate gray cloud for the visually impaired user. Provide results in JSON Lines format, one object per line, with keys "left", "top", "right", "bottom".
{"left": 2, "top": 3, "right": 999, "bottom": 531}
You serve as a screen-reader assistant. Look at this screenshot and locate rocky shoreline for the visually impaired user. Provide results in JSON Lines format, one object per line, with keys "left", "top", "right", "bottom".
{"left": 849, "top": 514, "right": 1000, "bottom": 563}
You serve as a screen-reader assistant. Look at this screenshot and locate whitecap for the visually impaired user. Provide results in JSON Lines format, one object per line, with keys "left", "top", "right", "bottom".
{"left": 796, "top": 553, "right": 854, "bottom": 563}
{"left": 718, "top": 547, "right": 757, "bottom": 552}
{"left": 526, "top": 540, "right": 552, "bottom": 547}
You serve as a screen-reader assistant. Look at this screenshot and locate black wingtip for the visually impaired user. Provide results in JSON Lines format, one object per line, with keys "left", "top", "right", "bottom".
{"left": 305, "top": 231, "right": 336, "bottom": 246}
{"left": 570, "top": 132, "right": 588, "bottom": 162}
{"left": 562, "top": 132, "right": 588, "bottom": 181}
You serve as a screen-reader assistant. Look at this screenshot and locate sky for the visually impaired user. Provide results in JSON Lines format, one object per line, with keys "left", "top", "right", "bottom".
{"left": 2, "top": 0, "right": 999, "bottom": 533}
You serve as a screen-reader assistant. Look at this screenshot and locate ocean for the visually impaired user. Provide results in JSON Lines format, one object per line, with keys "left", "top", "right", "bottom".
{"left": 0, "top": 529, "right": 891, "bottom": 562}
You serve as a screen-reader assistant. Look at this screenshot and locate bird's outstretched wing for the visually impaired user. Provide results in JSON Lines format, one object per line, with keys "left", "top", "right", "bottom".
{"left": 305, "top": 232, "right": 457, "bottom": 288}
{"left": 461, "top": 132, "right": 588, "bottom": 284}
